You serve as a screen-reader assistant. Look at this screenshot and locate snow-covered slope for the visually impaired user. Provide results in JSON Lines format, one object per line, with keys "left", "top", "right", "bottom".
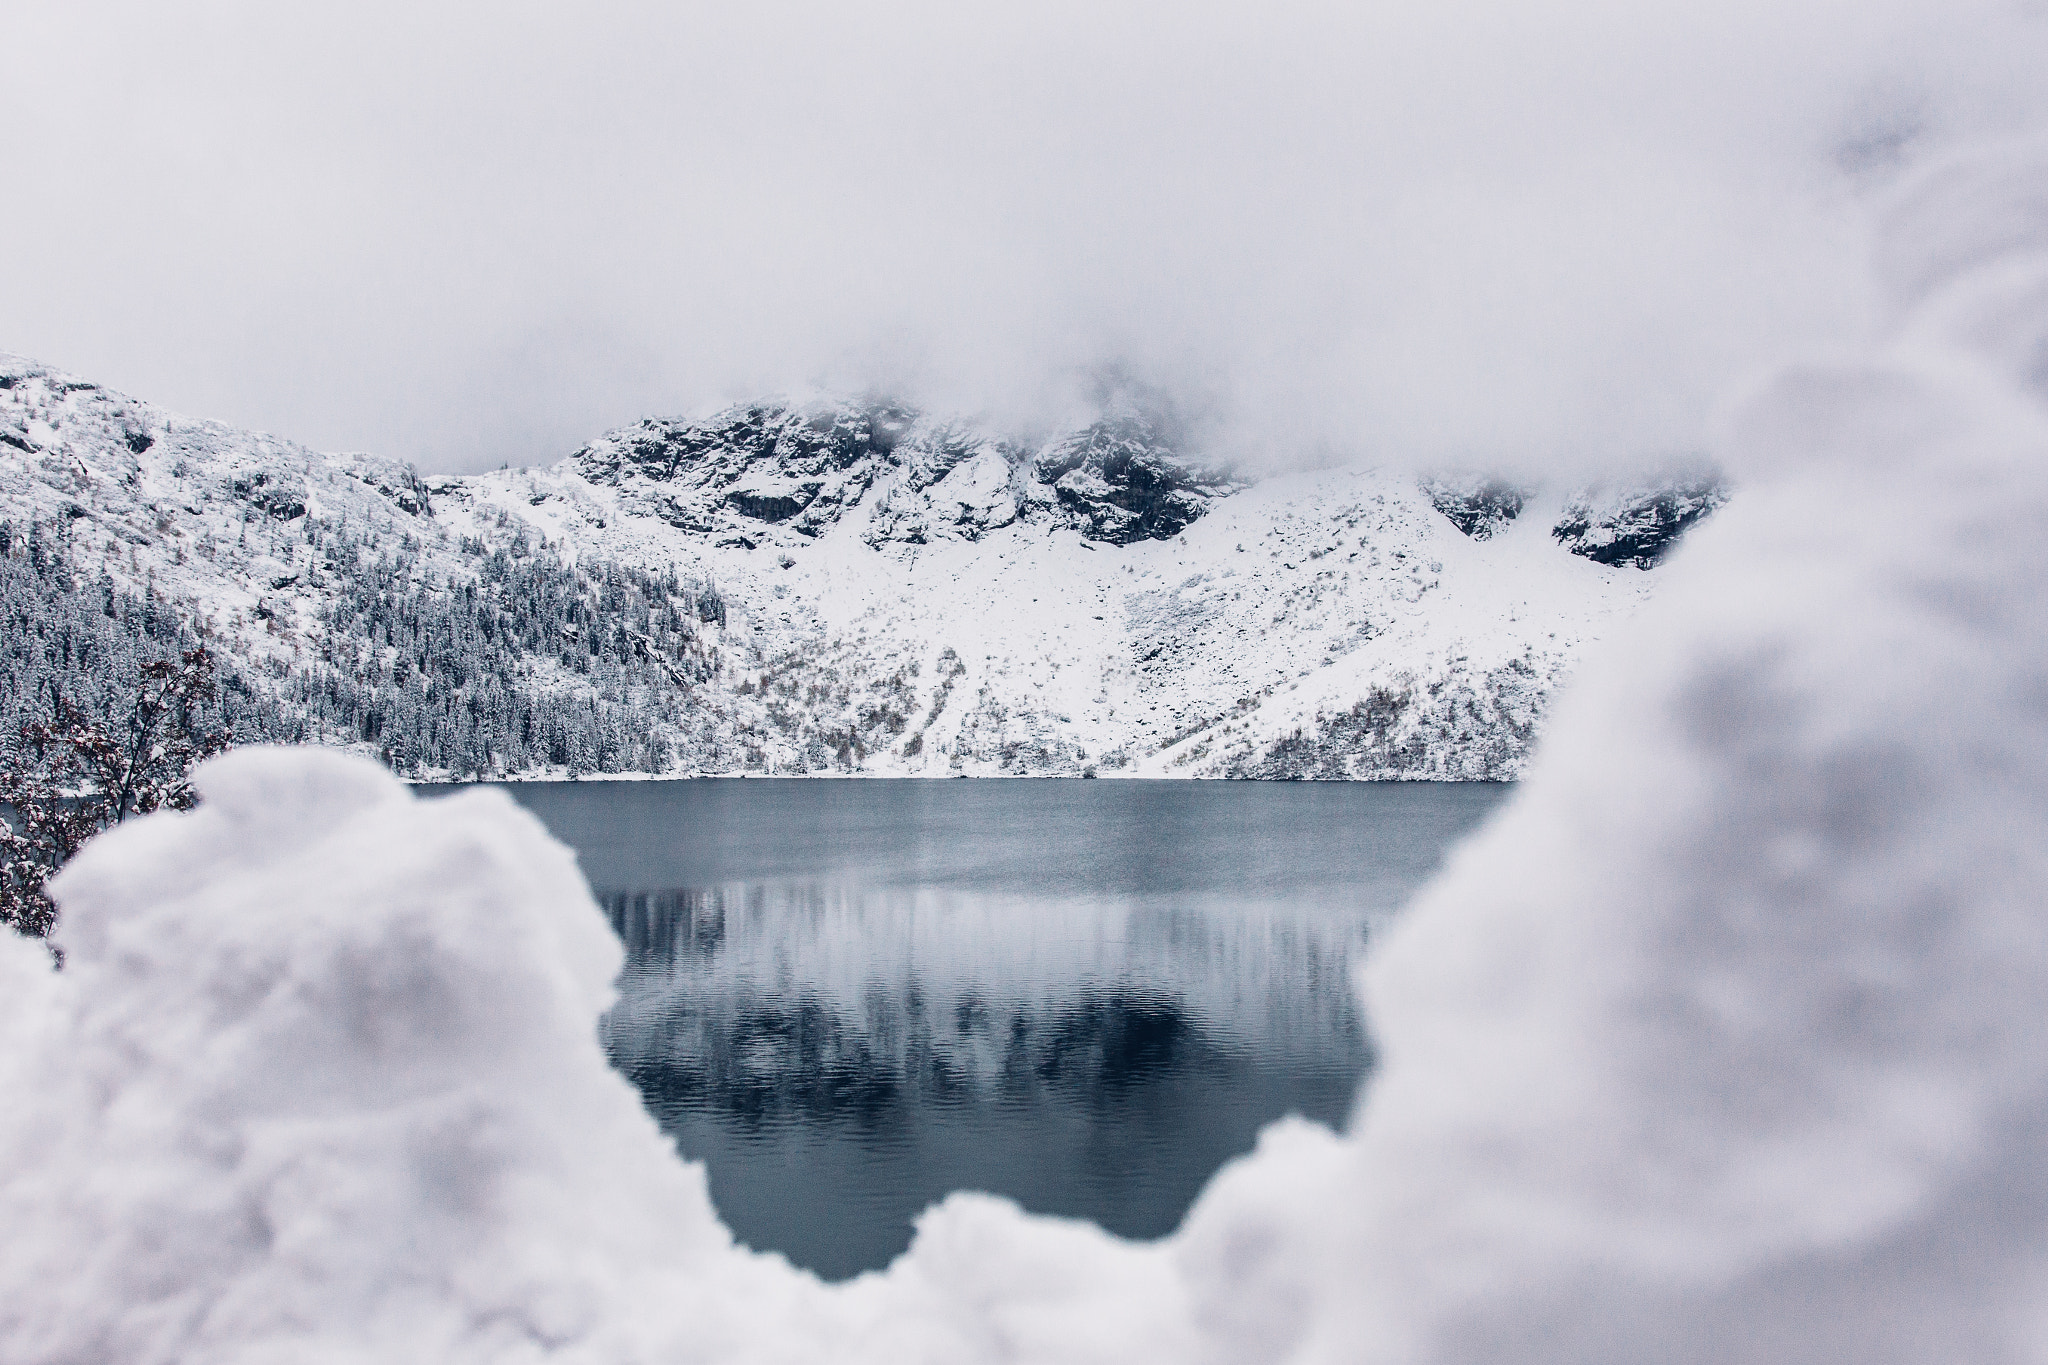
{"left": 0, "top": 357, "right": 436, "bottom": 672}
{"left": 0, "top": 354, "right": 1713, "bottom": 778}
{"left": 439, "top": 399, "right": 1703, "bottom": 778}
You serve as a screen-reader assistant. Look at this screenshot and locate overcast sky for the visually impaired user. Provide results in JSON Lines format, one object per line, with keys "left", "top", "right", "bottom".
{"left": 5, "top": 1, "right": 2047, "bottom": 474}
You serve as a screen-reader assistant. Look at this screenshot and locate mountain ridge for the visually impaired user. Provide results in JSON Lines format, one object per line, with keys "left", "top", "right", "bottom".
{"left": 0, "top": 351, "right": 1722, "bottom": 779}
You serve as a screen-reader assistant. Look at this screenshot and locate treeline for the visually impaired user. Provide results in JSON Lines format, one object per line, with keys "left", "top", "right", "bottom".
{"left": 272, "top": 523, "right": 737, "bottom": 777}
{"left": 4, "top": 504, "right": 960, "bottom": 781}
{"left": 0, "top": 515, "right": 747, "bottom": 780}
{"left": 0, "top": 518, "right": 281, "bottom": 752}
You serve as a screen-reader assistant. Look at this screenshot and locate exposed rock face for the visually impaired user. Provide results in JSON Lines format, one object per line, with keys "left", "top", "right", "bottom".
{"left": 0, "top": 347, "right": 1723, "bottom": 782}
{"left": 1553, "top": 471, "right": 1731, "bottom": 568}
{"left": 568, "top": 399, "right": 1237, "bottom": 549}
{"left": 230, "top": 471, "right": 308, "bottom": 521}
{"left": 861, "top": 426, "right": 1028, "bottom": 546}
{"left": 347, "top": 462, "right": 433, "bottom": 517}
{"left": 1032, "top": 412, "right": 1240, "bottom": 546}
{"left": 1419, "top": 475, "right": 1527, "bottom": 540}
{"left": 574, "top": 401, "right": 918, "bottom": 540}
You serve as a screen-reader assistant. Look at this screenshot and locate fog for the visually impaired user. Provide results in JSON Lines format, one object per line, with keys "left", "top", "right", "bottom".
{"left": 4, "top": 0, "right": 2045, "bottom": 474}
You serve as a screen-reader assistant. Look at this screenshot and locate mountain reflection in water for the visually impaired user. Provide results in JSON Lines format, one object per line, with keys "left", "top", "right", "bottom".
{"left": 493, "top": 778, "right": 1508, "bottom": 1280}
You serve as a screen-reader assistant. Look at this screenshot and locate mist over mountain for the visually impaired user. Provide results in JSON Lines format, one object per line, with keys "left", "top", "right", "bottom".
{"left": 0, "top": 352, "right": 1722, "bottom": 779}
{"left": 6, "top": 1, "right": 2046, "bottom": 479}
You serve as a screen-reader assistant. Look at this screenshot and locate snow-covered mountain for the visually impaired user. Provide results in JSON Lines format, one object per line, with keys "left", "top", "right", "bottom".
{"left": 0, "top": 352, "right": 1724, "bottom": 778}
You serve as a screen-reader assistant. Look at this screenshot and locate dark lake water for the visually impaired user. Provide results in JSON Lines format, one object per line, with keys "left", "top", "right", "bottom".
{"left": 488, "top": 778, "right": 1509, "bottom": 1280}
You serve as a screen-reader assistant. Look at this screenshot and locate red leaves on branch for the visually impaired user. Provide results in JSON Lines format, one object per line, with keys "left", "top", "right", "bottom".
{"left": 0, "top": 647, "right": 230, "bottom": 953}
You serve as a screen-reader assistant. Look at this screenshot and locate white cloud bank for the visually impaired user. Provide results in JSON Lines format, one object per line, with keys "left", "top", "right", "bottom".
{"left": 4, "top": 1, "right": 2048, "bottom": 472}
{"left": 5, "top": 138, "right": 2048, "bottom": 1361}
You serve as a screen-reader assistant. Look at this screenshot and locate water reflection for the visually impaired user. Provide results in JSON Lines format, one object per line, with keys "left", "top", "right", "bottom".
{"left": 605, "top": 887, "right": 1352, "bottom": 1107}
{"left": 487, "top": 779, "right": 1509, "bottom": 1279}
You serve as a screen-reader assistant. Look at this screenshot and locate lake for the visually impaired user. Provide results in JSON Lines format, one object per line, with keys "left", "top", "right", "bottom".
{"left": 493, "top": 778, "right": 1510, "bottom": 1280}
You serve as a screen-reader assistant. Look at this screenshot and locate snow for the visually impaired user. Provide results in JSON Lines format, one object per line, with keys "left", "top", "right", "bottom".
{"left": 0, "top": 350, "right": 1659, "bottom": 780}
{"left": 0, "top": 748, "right": 1184, "bottom": 1361}
{"left": 0, "top": 367, "right": 436, "bottom": 678}
{"left": 440, "top": 457, "right": 1648, "bottom": 778}
{"left": 6, "top": 144, "right": 2048, "bottom": 1364}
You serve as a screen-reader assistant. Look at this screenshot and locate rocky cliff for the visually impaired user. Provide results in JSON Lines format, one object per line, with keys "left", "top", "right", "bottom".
{"left": 0, "top": 352, "right": 1724, "bottom": 778}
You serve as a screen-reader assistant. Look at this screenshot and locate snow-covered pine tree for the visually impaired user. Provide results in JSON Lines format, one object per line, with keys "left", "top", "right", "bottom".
{"left": 1, "top": 648, "right": 229, "bottom": 954}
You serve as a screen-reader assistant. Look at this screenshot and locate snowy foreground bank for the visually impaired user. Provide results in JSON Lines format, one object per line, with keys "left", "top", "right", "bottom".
{"left": 7, "top": 150, "right": 2048, "bottom": 1364}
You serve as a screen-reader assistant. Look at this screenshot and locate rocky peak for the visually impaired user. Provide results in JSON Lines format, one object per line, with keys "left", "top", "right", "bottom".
{"left": 578, "top": 400, "right": 916, "bottom": 487}
{"left": 1031, "top": 411, "right": 1239, "bottom": 546}
{"left": 572, "top": 399, "right": 917, "bottom": 540}
{"left": 1419, "top": 475, "right": 1528, "bottom": 540}
{"left": 565, "top": 397, "right": 1240, "bottom": 549}
{"left": 1552, "top": 470, "right": 1731, "bottom": 569}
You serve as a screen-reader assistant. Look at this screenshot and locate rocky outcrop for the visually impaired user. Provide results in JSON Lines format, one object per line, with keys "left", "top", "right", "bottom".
{"left": 861, "top": 427, "right": 1028, "bottom": 546}
{"left": 347, "top": 459, "right": 433, "bottom": 517}
{"left": 228, "top": 471, "right": 308, "bottom": 521}
{"left": 1032, "top": 412, "right": 1240, "bottom": 545}
{"left": 569, "top": 399, "right": 1238, "bottom": 549}
{"left": 1552, "top": 471, "right": 1730, "bottom": 569}
{"left": 1419, "top": 474, "right": 1527, "bottom": 540}
{"left": 574, "top": 400, "right": 917, "bottom": 540}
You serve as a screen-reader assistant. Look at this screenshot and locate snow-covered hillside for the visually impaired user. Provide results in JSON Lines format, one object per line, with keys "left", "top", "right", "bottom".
{"left": 0, "top": 354, "right": 1721, "bottom": 778}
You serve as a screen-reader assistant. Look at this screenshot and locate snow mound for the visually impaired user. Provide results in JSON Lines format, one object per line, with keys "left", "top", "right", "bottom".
{"left": 0, "top": 750, "right": 783, "bottom": 1361}
{"left": 7, "top": 143, "right": 2048, "bottom": 1362}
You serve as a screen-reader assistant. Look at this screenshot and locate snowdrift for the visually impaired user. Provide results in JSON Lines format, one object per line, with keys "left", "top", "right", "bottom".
{"left": 6, "top": 145, "right": 2048, "bottom": 1362}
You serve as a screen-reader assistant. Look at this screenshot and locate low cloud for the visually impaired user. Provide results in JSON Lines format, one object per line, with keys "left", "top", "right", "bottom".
{"left": 3, "top": 0, "right": 2046, "bottom": 474}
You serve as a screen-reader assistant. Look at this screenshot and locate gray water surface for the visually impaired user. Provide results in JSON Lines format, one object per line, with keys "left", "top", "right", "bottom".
{"left": 495, "top": 778, "right": 1509, "bottom": 1279}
